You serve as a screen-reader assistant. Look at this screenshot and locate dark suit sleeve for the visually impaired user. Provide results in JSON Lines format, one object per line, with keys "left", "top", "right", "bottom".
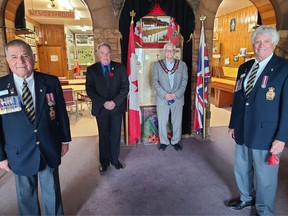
{"left": 112, "top": 64, "right": 129, "bottom": 107}
{"left": 229, "top": 63, "right": 247, "bottom": 129}
{"left": 0, "top": 117, "right": 7, "bottom": 161}
{"left": 274, "top": 62, "right": 288, "bottom": 141}
{"left": 55, "top": 79, "right": 71, "bottom": 142}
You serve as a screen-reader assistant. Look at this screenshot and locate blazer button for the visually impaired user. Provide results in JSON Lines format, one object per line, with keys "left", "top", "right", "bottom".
{"left": 36, "top": 141, "right": 40, "bottom": 145}
{"left": 34, "top": 129, "right": 38, "bottom": 133}
{"left": 246, "top": 102, "right": 249, "bottom": 106}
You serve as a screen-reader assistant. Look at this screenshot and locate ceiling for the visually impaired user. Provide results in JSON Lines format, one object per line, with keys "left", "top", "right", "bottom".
{"left": 216, "top": 0, "right": 253, "bottom": 17}
{"left": 23, "top": 0, "right": 254, "bottom": 34}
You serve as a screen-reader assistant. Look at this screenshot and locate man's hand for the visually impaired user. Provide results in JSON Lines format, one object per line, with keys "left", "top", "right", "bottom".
{"left": 61, "top": 144, "right": 69, "bottom": 157}
{"left": 270, "top": 140, "right": 285, "bottom": 155}
{"left": 165, "top": 93, "right": 175, "bottom": 101}
{"left": 0, "top": 160, "right": 11, "bottom": 172}
{"left": 104, "top": 101, "right": 116, "bottom": 110}
{"left": 228, "top": 128, "right": 235, "bottom": 140}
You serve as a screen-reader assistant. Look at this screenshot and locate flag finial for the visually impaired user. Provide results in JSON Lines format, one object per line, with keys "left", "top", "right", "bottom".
{"left": 130, "top": 10, "right": 136, "bottom": 23}
{"left": 199, "top": 15, "right": 206, "bottom": 27}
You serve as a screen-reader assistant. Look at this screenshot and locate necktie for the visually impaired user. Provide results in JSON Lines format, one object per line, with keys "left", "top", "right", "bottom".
{"left": 22, "top": 80, "right": 35, "bottom": 123}
{"left": 104, "top": 65, "right": 110, "bottom": 88}
{"left": 245, "top": 63, "right": 259, "bottom": 97}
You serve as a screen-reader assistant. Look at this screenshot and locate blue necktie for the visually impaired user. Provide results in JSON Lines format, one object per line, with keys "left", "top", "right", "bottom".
{"left": 104, "top": 65, "right": 109, "bottom": 88}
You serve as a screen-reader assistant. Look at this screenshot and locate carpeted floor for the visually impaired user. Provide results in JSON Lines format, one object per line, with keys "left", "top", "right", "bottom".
{"left": 1, "top": 127, "right": 288, "bottom": 215}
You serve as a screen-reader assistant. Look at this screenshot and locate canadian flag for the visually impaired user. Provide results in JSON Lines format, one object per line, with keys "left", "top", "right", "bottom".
{"left": 134, "top": 21, "right": 143, "bottom": 47}
{"left": 166, "top": 17, "right": 179, "bottom": 44}
{"left": 127, "top": 19, "right": 141, "bottom": 144}
{"left": 73, "top": 47, "right": 80, "bottom": 73}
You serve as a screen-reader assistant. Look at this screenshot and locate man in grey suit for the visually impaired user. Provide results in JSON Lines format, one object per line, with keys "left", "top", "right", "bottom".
{"left": 152, "top": 42, "right": 188, "bottom": 151}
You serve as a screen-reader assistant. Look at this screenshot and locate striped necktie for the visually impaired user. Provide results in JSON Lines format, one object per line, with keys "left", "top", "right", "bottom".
{"left": 22, "top": 80, "right": 35, "bottom": 123}
{"left": 245, "top": 63, "right": 259, "bottom": 97}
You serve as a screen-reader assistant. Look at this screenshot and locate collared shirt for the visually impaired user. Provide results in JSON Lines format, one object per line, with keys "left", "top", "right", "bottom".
{"left": 244, "top": 53, "right": 273, "bottom": 89}
{"left": 101, "top": 64, "right": 110, "bottom": 76}
{"left": 165, "top": 58, "right": 175, "bottom": 89}
{"left": 13, "top": 72, "right": 36, "bottom": 107}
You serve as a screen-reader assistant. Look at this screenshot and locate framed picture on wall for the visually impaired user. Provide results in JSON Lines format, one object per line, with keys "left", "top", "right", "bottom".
{"left": 248, "top": 23, "right": 256, "bottom": 32}
{"left": 141, "top": 16, "right": 179, "bottom": 45}
{"left": 213, "top": 41, "right": 221, "bottom": 54}
{"left": 230, "top": 18, "right": 236, "bottom": 32}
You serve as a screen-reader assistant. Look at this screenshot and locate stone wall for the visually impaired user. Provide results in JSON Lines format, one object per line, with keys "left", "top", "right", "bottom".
{"left": 93, "top": 29, "right": 122, "bottom": 63}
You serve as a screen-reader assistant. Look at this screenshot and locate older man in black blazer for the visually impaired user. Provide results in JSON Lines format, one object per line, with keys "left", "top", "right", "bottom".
{"left": 0, "top": 39, "right": 71, "bottom": 215}
{"left": 86, "top": 42, "right": 129, "bottom": 174}
{"left": 228, "top": 26, "right": 288, "bottom": 216}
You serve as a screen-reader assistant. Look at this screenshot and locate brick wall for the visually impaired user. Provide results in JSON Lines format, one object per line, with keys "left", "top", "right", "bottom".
{"left": 94, "top": 28, "right": 122, "bottom": 63}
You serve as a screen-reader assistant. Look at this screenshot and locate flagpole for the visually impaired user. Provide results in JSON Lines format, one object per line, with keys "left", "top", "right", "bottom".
{"left": 200, "top": 15, "right": 207, "bottom": 139}
{"left": 125, "top": 10, "right": 136, "bottom": 145}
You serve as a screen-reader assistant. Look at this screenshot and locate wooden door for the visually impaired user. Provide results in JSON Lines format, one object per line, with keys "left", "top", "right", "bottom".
{"left": 38, "top": 46, "right": 64, "bottom": 77}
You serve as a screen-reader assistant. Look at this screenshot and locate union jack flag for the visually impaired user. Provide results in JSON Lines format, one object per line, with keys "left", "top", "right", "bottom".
{"left": 193, "top": 26, "right": 210, "bottom": 134}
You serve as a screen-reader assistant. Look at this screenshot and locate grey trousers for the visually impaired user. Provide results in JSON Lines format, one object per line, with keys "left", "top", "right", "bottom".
{"left": 234, "top": 144, "right": 279, "bottom": 216}
{"left": 14, "top": 162, "right": 64, "bottom": 215}
{"left": 156, "top": 104, "right": 183, "bottom": 145}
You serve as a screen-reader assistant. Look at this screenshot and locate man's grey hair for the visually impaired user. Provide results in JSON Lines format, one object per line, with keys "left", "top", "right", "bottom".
{"left": 252, "top": 25, "right": 279, "bottom": 44}
{"left": 163, "top": 42, "right": 176, "bottom": 51}
{"left": 97, "top": 42, "right": 112, "bottom": 53}
{"left": 4, "top": 39, "right": 33, "bottom": 57}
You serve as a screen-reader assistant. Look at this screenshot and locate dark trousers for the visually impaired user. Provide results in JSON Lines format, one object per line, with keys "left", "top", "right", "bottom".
{"left": 96, "top": 113, "right": 122, "bottom": 166}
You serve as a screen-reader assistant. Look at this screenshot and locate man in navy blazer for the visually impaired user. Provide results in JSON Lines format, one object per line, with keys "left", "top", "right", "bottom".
{"left": 0, "top": 39, "right": 71, "bottom": 215}
{"left": 228, "top": 26, "right": 288, "bottom": 215}
{"left": 86, "top": 42, "right": 129, "bottom": 174}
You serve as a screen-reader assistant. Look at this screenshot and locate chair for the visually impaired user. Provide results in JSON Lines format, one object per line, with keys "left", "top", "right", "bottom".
{"left": 77, "top": 92, "right": 92, "bottom": 117}
{"left": 63, "top": 88, "right": 78, "bottom": 121}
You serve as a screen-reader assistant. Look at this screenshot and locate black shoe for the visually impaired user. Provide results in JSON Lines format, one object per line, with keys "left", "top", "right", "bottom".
{"left": 99, "top": 165, "right": 108, "bottom": 174}
{"left": 114, "top": 161, "right": 123, "bottom": 170}
{"left": 172, "top": 143, "right": 182, "bottom": 151}
{"left": 159, "top": 144, "right": 167, "bottom": 151}
{"left": 228, "top": 199, "right": 255, "bottom": 210}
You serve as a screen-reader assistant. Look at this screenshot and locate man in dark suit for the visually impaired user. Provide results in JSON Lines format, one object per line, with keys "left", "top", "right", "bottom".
{"left": 228, "top": 26, "right": 288, "bottom": 216}
{"left": 86, "top": 42, "right": 129, "bottom": 174}
{"left": 0, "top": 39, "right": 71, "bottom": 215}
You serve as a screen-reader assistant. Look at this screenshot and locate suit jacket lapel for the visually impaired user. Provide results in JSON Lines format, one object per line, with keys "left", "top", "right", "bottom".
{"left": 34, "top": 72, "right": 47, "bottom": 126}
{"left": 248, "top": 54, "right": 278, "bottom": 99}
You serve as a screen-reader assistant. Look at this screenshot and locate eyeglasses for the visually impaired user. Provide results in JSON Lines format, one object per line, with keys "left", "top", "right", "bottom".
{"left": 165, "top": 49, "right": 174, "bottom": 53}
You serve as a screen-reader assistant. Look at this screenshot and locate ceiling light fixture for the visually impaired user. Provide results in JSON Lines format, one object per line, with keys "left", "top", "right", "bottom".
{"left": 81, "top": 26, "right": 87, "bottom": 32}
{"left": 48, "top": 0, "right": 56, "bottom": 8}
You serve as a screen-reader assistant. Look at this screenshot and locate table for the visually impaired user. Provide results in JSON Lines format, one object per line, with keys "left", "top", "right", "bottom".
{"left": 62, "top": 85, "right": 86, "bottom": 91}
{"left": 211, "top": 77, "right": 236, "bottom": 107}
{"left": 67, "top": 79, "right": 86, "bottom": 85}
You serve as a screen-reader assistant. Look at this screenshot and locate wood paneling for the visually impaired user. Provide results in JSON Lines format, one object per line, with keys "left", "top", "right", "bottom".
{"left": 213, "top": 5, "right": 258, "bottom": 68}
{"left": 251, "top": 0, "right": 276, "bottom": 25}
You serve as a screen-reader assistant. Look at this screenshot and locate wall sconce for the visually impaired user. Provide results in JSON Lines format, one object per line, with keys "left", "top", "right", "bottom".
{"left": 233, "top": 55, "right": 239, "bottom": 62}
